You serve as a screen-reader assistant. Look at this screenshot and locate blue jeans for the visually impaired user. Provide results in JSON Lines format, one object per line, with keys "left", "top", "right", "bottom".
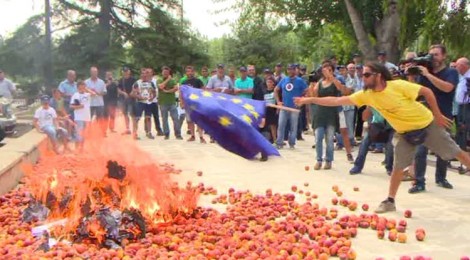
{"left": 315, "top": 125, "right": 335, "bottom": 162}
{"left": 354, "top": 131, "right": 394, "bottom": 171}
{"left": 276, "top": 110, "right": 299, "bottom": 147}
{"left": 160, "top": 104, "right": 181, "bottom": 137}
{"left": 74, "top": 121, "right": 88, "bottom": 142}
{"left": 41, "top": 125, "right": 67, "bottom": 145}
{"left": 414, "top": 145, "right": 448, "bottom": 186}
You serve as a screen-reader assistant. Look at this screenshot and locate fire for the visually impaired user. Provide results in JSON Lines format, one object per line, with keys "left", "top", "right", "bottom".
{"left": 21, "top": 121, "right": 199, "bottom": 247}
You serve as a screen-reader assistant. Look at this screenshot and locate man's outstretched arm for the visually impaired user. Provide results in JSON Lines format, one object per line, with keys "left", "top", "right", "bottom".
{"left": 294, "top": 96, "right": 355, "bottom": 107}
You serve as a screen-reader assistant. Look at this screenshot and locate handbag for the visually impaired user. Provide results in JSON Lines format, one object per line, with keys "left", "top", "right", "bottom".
{"left": 402, "top": 127, "right": 428, "bottom": 145}
{"left": 369, "top": 122, "right": 392, "bottom": 143}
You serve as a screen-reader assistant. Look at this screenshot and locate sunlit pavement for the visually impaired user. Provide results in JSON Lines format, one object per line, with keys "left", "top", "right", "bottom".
{"left": 131, "top": 123, "right": 470, "bottom": 259}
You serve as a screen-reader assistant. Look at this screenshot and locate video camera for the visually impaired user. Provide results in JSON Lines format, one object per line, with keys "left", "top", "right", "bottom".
{"left": 405, "top": 53, "right": 433, "bottom": 75}
{"left": 308, "top": 67, "right": 323, "bottom": 83}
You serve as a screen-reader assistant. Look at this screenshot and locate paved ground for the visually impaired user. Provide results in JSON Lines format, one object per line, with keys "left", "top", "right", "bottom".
{"left": 133, "top": 125, "right": 470, "bottom": 259}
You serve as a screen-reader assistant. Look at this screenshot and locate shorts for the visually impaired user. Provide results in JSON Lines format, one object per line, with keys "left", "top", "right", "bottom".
{"left": 338, "top": 110, "right": 347, "bottom": 128}
{"left": 75, "top": 120, "right": 88, "bottom": 143}
{"left": 134, "top": 102, "right": 152, "bottom": 119}
{"left": 393, "top": 120, "right": 461, "bottom": 170}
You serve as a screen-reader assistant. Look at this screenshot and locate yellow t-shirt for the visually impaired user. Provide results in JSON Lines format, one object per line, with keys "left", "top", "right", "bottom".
{"left": 349, "top": 80, "right": 433, "bottom": 133}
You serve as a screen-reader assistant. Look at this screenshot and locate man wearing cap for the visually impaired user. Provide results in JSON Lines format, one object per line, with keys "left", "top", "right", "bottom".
{"left": 234, "top": 66, "right": 254, "bottom": 99}
{"left": 273, "top": 63, "right": 286, "bottom": 84}
{"left": 377, "top": 51, "right": 399, "bottom": 71}
{"left": 206, "top": 64, "right": 234, "bottom": 94}
{"left": 85, "top": 66, "right": 107, "bottom": 136}
{"left": 274, "top": 64, "right": 308, "bottom": 149}
{"left": 57, "top": 70, "right": 77, "bottom": 116}
{"left": 34, "top": 95, "right": 69, "bottom": 154}
{"left": 118, "top": 67, "right": 137, "bottom": 135}
{"left": 353, "top": 53, "right": 362, "bottom": 65}
{"left": 248, "top": 65, "right": 265, "bottom": 100}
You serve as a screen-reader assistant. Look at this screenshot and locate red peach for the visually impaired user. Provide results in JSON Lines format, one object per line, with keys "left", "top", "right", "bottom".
{"left": 291, "top": 186, "right": 298, "bottom": 192}
{"left": 404, "top": 209, "right": 412, "bottom": 218}
{"left": 353, "top": 187, "right": 359, "bottom": 192}
{"left": 305, "top": 166, "right": 310, "bottom": 171}
{"left": 304, "top": 182, "right": 309, "bottom": 187}
{"left": 362, "top": 204, "right": 369, "bottom": 211}
{"left": 332, "top": 198, "right": 339, "bottom": 205}
{"left": 196, "top": 171, "right": 203, "bottom": 176}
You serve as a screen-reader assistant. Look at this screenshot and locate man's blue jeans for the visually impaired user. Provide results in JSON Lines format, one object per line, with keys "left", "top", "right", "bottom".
{"left": 160, "top": 104, "right": 181, "bottom": 137}
{"left": 276, "top": 110, "right": 299, "bottom": 147}
{"left": 42, "top": 125, "right": 68, "bottom": 145}
{"left": 414, "top": 145, "right": 448, "bottom": 186}
{"left": 353, "top": 131, "right": 394, "bottom": 172}
{"left": 315, "top": 125, "right": 335, "bottom": 162}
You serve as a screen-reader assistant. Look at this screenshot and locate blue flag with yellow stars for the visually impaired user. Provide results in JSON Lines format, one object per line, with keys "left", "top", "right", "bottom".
{"left": 180, "top": 85, "right": 280, "bottom": 159}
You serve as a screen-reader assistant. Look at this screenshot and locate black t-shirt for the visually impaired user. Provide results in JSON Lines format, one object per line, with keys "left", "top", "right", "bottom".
{"left": 418, "top": 67, "right": 459, "bottom": 118}
{"left": 251, "top": 76, "right": 265, "bottom": 100}
{"left": 104, "top": 81, "right": 119, "bottom": 105}
{"left": 118, "top": 76, "right": 137, "bottom": 95}
{"left": 182, "top": 77, "right": 204, "bottom": 89}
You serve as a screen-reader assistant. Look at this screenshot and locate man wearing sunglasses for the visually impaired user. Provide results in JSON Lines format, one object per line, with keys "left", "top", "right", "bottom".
{"left": 294, "top": 61, "right": 470, "bottom": 214}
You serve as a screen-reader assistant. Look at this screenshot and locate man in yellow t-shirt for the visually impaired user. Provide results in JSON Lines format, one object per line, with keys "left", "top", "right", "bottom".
{"left": 294, "top": 61, "right": 470, "bottom": 214}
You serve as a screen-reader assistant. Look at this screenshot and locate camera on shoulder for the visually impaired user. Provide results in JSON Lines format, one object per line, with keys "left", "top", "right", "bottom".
{"left": 406, "top": 53, "right": 433, "bottom": 75}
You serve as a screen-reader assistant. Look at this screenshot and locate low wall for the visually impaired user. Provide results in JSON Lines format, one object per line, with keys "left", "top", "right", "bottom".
{"left": 0, "top": 131, "right": 46, "bottom": 195}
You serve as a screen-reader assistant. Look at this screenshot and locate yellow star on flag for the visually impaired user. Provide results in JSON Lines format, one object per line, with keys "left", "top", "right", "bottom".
{"left": 202, "top": 91, "right": 213, "bottom": 97}
{"left": 243, "top": 103, "right": 255, "bottom": 111}
{"left": 231, "top": 98, "right": 243, "bottom": 104}
{"left": 241, "top": 114, "right": 253, "bottom": 124}
{"left": 250, "top": 111, "right": 260, "bottom": 119}
{"left": 218, "top": 116, "right": 233, "bottom": 127}
{"left": 189, "top": 94, "right": 199, "bottom": 100}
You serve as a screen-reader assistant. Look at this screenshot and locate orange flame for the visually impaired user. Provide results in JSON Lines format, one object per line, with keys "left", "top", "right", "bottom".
{"left": 22, "top": 119, "right": 199, "bottom": 240}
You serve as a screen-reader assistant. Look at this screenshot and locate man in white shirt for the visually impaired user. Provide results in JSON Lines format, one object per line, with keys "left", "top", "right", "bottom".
{"left": 377, "top": 51, "right": 399, "bottom": 71}
{"left": 0, "top": 70, "right": 16, "bottom": 99}
{"left": 455, "top": 57, "right": 470, "bottom": 150}
{"left": 85, "top": 66, "right": 107, "bottom": 136}
{"left": 70, "top": 81, "right": 96, "bottom": 150}
{"left": 34, "top": 95, "right": 69, "bottom": 153}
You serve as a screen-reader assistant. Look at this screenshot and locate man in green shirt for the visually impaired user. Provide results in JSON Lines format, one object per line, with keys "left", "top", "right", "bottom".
{"left": 158, "top": 66, "right": 182, "bottom": 140}
{"left": 198, "top": 66, "right": 210, "bottom": 87}
{"left": 234, "top": 66, "right": 254, "bottom": 99}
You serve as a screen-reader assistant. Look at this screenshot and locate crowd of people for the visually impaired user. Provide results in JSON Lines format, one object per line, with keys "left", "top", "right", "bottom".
{"left": 4, "top": 42, "right": 469, "bottom": 212}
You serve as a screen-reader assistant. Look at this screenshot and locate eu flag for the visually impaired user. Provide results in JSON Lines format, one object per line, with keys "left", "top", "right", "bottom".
{"left": 180, "top": 85, "right": 280, "bottom": 159}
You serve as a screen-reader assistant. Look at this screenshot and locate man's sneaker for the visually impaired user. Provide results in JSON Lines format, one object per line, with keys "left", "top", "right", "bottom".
{"left": 436, "top": 180, "right": 453, "bottom": 189}
{"left": 133, "top": 134, "right": 140, "bottom": 140}
{"left": 260, "top": 155, "right": 268, "bottom": 162}
{"left": 335, "top": 144, "right": 343, "bottom": 150}
{"left": 289, "top": 145, "right": 295, "bottom": 149}
{"left": 276, "top": 144, "right": 283, "bottom": 149}
{"left": 176, "top": 136, "right": 183, "bottom": 140}
{"left": 122, "top": 130, "right": 131, "bottom": 135}
{"left": 146, "top": 133, "right": 155, "bottom": 139}
{"left": 210, "top": 138, "right": 215, "bottom": 143}
{"left": 374, "top": 200, "right": 396, "bottom": 214}
{"left": 186, "top": 130, "right": 191, "bottom": 135}
{"left": 200, "top": 137, "right": 207, "bottom": 144}
{"left": 314, "top": 162, "right": 322, "bottom": 170}
{"left": 297, "top": 137, "right": 305, "bottom": 141}
{"left": 157, "top": 131, "right": 165, "bottom": 136}
{"left": 349, "top": 166, "right": 362, "bottom": 175}
{"left": 386, "top": 170, "right": 392, "bottom": 176}
{"left": 347, "top": 153, "right": 354, "bottom": 163}
{"left": 324, "top": 162, "right": 332, "bottom": 170}
{"left": 408, "top": 185, "right": 425, "bottom": 194}
{"left": 164, "top": 136, "right": 169, "bottom": 140}
{"left": 187, "top": 136, "right": 196, "bottom": 142}
{"left": 312, "top": 144, "right": 315, "bottom": 149}
{"left": 372, "top": 148, "right": 384, "bottom": 154}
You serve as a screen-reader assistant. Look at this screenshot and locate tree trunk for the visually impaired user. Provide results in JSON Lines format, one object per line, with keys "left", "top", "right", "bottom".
{"left": 344, "top": 0, "right": 376, "bottom": 60}
{"left": 44, "top": 0, "right": 54, "bottom": 90}
{"left": 98, "top": 0, "right": 112, "bottom": 76}
{"left": 374, "top": 0, "right": 401, "bottom": 64}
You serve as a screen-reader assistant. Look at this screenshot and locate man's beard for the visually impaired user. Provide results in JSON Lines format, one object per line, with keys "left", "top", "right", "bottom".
{"left": 364, "top": 82, "right": 376, "bottom": 90}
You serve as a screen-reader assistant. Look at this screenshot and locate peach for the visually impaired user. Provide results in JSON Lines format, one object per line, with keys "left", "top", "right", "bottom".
{"left": 404, "top": 209, "right": 412, "bottom": 218}
{"left": 196, "top": 171, "right": 203, "bottom": 176}
{"left": 377, "top": 230, "right": 385, "bottom": 239}
{"left": 304, "top": 182, "right": 309, "bottom": 187}
{"left": 332, "top": 198, "right": 339, "bottom": 205}
{"left": 353, "top": 187, "right": 359, "bottom": 192}
{"left": 305, "top": 166, "right": 310, "bottom": 171}
{"left": 332, "top": 185, "right": 339, "bottom": 192}
{"left": 388, "top": 231, "right": 397, "bottom": 242}
{"left": 291, "top": 186, "right": 298, "bottom": 192}
{"left": 400, "top": 256, "right": 412, "bottom": 260}
{"left": 397, "top": 233, "right": 407, "bottom": 243}
{"left": 362, "top": 204, "right": 369, "bottom": 211}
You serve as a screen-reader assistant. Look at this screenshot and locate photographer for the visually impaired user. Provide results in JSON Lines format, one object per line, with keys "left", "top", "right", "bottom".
{"left": 409, "top": 44, "right": 460, "bottom": 194}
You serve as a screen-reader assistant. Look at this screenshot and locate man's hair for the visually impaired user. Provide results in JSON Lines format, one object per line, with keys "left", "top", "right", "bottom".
{"left": 77, "top": 80, "right": 86, "bottom": 87}
{"left": 265, "top": 76, "right": 276, "bottom": 83}
{"left": 161, "top": 66, "right": 170, "bottom": 71}
{"left": 364, "top": 61, "right": 392, "bottom": 81}
{"left": 430, "top": 44, "right": 447, "bottom": 55}
{"left": 185, "top": 65, "right": 194, "bottom": 71}
{"left": 201, "top": 66, "right": 208, "bottom": 71}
